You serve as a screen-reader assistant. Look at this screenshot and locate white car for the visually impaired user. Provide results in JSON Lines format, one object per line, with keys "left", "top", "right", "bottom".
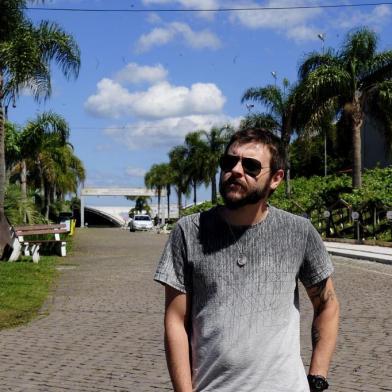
{"left": 129, "top": 215, "right": 154, "bottom": 231}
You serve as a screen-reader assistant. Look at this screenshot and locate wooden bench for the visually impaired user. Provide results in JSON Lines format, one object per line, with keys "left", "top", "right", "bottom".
{"left": 11, "top": 224, "right": 68, "bottom": 263}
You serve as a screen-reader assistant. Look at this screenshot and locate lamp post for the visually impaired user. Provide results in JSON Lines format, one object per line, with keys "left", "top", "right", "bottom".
{"left": 271, "top": 71, "right": 277, "bottom": 87}
{"left": 317, "top": 33, "right": 327, "bottom": 177}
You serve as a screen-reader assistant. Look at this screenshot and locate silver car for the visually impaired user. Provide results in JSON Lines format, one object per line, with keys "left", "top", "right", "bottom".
{"left": 129, "top": 215, "right": 154, "bottom": 232}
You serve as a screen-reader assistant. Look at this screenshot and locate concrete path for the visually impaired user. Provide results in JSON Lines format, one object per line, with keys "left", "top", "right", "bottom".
{"left": 0, "top": 228, "right": 391, "bottom": 391}
{"left": 325, "top": 241, "right": 392, "bottom": 264}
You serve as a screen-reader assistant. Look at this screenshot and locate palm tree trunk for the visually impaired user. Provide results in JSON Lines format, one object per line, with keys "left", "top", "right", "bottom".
{"left": 352, "top": 96, "right": 363, "bottom": 189}
{"left": 177, "top": 189, "right": 182, "bottom": 217}
{"left": 285, "top": 162, "right": 291, "bottom": 196}
{"left": 193, "top": 180, "right": 197, "bottom": 205}
{"left": 166, "top": 185, "right": 170, "bottom": 220}
{"left": 21, "top": 159, "right": 28, "bottom": 223}
{"left": 36, "top": 158, "right": 45, "bottom": 210}
{"left": 211, "top": 172, "right": 217, "bottom": 204}
{"left": 0, "top": 74, "right": 6, "bottom": 214}
{"left": 44, "top": 181, "right": 51, "bottom": 220}
{"left": 21, "top": 159, "right": 27, "bottom": 198}
{"left": 281, "top": 120, "right": 292, "bottom": 197}
{"left": 157, "top": 189, "right": 161, "bottom": 225}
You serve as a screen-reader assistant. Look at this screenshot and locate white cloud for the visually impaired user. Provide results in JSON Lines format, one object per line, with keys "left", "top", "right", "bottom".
{"left": 136, "top": 21, "right": 221, "bottom": 52}
{"left": 229, "top": 0, "right": 322, "bottom": 42}
{"left": 146, "top": 12, "right": 162, "bottom": 24}
{"left": 126, "top": 167, "right": 147, "bottom": 177}
{"left": 115, "top": 63, "right": 168, "bottom": 85}
{"left": 333, "top": 5, "right": 392, "bottom": 30}
{"left": 142, "top": 0, "right": 219, "bottom": 19}
{"left": 85, "top": 78, "right": 132, "bottom": 119}
{"left": 286, "top": 25, "right": 319, "bottom": 43}
{"left": 104, "top": 114, "right": 242, "bottom": 150}
{"left": 85, "top": 79, "right": 226, "bottom": 119}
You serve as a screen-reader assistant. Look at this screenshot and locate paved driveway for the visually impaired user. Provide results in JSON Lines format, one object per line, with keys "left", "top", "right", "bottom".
{"left": 0, "top": 228, "right": 391, "bottom": 391}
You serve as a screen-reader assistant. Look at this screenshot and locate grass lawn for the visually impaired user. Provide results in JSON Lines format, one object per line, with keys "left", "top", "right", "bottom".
{"left": 0, "top": 256, "right": 59, "bottom": 330}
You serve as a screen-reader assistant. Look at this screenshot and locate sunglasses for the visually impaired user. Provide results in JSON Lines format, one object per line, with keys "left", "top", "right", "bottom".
{"left": 219, "top": 154, "right": 268, "bottom": 177}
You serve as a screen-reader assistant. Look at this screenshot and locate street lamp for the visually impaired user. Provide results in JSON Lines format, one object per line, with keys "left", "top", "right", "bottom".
{"left": 271, "top": 71, "right": 277, "bottom": 87}
{"left": 317, "top": 33, "right": 327, "bottom": 176}
{"left": 317, "top": 33, "right": 325, "bottom": 54}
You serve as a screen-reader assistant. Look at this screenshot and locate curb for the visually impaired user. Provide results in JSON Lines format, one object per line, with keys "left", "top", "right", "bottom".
{"left": 325, "top": 248, "right": 392, "bottom": 265}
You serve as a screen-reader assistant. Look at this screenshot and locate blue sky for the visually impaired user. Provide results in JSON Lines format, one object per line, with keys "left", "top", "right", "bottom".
{"left": 8, "top": 0, "right": 392, "bottom": 206}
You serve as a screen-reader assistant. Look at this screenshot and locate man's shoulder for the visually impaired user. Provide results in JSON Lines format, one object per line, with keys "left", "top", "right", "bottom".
{"left": 176, "top": 206, "right": 219, "bottom": 230}
{"left": 269, "top": 205, "right": 311, "bottom": 228}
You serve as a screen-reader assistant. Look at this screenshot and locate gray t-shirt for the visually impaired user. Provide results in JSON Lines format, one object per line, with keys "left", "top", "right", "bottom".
{"left": 155, "top": 206, "right": 334, "bottom": 392}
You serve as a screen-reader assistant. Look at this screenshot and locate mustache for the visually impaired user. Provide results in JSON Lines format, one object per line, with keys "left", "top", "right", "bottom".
{"left": 223, "top": 177, "right": 246, "bottom": 189}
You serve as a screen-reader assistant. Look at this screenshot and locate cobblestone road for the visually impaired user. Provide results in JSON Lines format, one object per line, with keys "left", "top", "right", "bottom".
{"left": 0, "top": 228, "right": 391, "bottom": 391}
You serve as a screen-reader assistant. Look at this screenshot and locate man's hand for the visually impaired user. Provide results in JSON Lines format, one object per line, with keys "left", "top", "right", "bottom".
{"left": 306, "top": 277, "right": 340, "bottom": 380}
{"left": 164, "top": 285, "right": 193, "bottom": 392}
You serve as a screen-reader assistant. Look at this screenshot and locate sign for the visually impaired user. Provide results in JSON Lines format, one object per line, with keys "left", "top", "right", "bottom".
{"left": 387, "top": 211, "right": 392, "bottom": 221}
{"left": 351, "top": 211, "right": 360, "bottom": 220}
{"left": 81, "top": 188, "right": 166, "bottom": 197}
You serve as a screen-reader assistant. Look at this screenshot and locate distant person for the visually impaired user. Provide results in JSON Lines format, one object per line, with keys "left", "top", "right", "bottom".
{"left": 155, "top": 128, "right": 339, "bottom": 392}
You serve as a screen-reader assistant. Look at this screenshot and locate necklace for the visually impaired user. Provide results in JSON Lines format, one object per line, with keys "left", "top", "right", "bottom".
{"left": 226, "top": 223, "right": 247, "bottom": 267}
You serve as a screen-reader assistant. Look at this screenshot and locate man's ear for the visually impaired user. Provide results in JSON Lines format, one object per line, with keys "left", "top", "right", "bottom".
{"left": 270, "top": 169, "right": 284, "bottom": 191}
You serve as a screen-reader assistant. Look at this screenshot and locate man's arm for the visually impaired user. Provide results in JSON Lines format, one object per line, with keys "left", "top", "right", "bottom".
{"left": 164, "top": 285, "right": 192, "bottom": 392}
{"left": 306, "top": 277, "right": 340, "bottom": 379}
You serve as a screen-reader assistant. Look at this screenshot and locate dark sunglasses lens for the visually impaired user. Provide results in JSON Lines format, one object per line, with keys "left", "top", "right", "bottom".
{"left": 219, "top": 155, "right": 239, "bottom": 172}
{"left": 242, "top": 158, "right": 262, "bottom": 176}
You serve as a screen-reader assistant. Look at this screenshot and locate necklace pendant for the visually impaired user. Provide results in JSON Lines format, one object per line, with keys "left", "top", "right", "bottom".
{"left": 237, "top": 255, "right": 247, "bottom": 267}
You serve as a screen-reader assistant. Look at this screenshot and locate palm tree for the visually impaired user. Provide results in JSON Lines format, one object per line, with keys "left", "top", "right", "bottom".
{"left": 184, "top": 131, "right": 210, "bottom": 205}
{"left": 145, "top": 163, "right": 168, "bottom": 223}
{"left": 19, "top": 112, "right": 70, "bottom": 207}
{"left": 161, "top": 163, "right": 173, "bottom": 220}
{"left": 298, "top": 27, "right": 392, "bottom": 188}
{"left": 51, "top": 145, "right": 85, "bottom": 202}
{"left": 169, "top": 145, "right": 191, "bottom": 215}
{"left": 241, "top": 78, "right": 297, "bottom": 195}
{"left": 0, "top": 8, "right": 80, "bottom": 212}
{"left": 199, "top": 125, "right": 233, "bottom": 203}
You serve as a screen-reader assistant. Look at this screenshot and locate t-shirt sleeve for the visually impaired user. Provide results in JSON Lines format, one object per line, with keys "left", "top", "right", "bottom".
{"left": 154, "top": 222, "right": 191, "bottom": 294}
{"left": 299, "top": 221, "right": 334, "bottom": 288}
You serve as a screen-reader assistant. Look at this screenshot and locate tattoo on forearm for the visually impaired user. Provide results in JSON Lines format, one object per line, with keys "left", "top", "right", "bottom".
{"left": 311, "top": 324, "right": 321, "bottom": 349}
{"left": 309, "top": 279, "right": 335, "bottom": 314}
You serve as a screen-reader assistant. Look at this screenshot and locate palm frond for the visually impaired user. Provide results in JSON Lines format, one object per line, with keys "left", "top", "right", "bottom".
{"left": 241, "top": 85, "right": 285, "bottom": 116}
{"left": 298, "top": 65, "right": 352, "bottom": 113}
{"left": 360, "top": 50, "right": 392, "bottom": 87}
{"left": 340, "top": 27, "right": 378, "bottom": 67}
{"left": 298, "top": 49, "right": 339, "bottom": 80}
{"left": 239, "top": 113, "right": 280, "bottom": 133}
{"left": 35, "top": 21, "right": 81, "bottom": 80}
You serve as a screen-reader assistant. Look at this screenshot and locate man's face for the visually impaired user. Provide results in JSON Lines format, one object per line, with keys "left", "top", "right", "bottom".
{"left": 219, "top": 141, "right": 283, "bottom": 210}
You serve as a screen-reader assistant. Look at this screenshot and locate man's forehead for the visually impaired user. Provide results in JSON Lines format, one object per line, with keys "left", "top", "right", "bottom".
{"left": 228, "top": 141, "right": 270, "bottom": 156}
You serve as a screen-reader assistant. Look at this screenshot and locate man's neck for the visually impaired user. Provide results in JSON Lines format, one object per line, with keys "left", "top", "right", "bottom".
{"left": 221, "top": 201, "right": 269, "bottom": 226}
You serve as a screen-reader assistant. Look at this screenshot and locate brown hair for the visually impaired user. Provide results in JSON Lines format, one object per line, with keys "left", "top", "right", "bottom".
{"left": 224, "top": 128, "right": 285, "bottom": 174}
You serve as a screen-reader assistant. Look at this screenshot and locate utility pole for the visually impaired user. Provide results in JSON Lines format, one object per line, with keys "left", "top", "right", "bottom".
{"left": 317, "top": 33, "right": 328, "bottom": 177}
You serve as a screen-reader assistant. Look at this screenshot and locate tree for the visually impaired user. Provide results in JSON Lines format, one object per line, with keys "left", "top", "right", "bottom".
{"left": 241, "top": 78, "right": 297, "bottom": 196}
{"left": 199, "top": 125, "right": 233, "bottom": 203}
{"left": 298, "top": 27, "right": 392, "bottom": 188}
{"left": 145, "top": 163, "right": 170, "bottom": 222}
{"left": 9, "top": 112, "right": 85, "bottom": 220}
{"left": 169, "top": 145, "right": 191, "bottom": 214}
{"left": 128, "top": 196, "right": 151, "bottom": 216}
{"left": 0, "top": 6, "right": 81, "bottom": 212}
{"left": 184, "top": 132, "right": 210, "bottom": 206}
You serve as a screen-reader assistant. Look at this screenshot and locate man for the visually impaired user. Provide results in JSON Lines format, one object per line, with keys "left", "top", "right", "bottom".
{"left": 155, "top": 128, "right": 339, "bottom": 392}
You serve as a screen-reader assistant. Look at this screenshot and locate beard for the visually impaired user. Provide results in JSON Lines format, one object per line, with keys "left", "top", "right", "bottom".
{"left": 219, "top": 175, "right": 271, "bottom": 210}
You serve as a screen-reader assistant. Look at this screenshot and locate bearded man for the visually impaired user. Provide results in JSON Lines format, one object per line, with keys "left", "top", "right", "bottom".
{"left": 154, "top": 128, "right": 339, "bottom": 392}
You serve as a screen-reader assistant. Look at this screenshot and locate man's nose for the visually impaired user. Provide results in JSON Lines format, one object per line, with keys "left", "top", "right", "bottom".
{"left": 231, "top": 159, "right": 244, "bottom": 176}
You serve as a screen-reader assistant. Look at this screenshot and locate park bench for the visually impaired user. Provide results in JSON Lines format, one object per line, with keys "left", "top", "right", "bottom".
{"left": 12, "top": 224, "right": 68, "bottom": 263}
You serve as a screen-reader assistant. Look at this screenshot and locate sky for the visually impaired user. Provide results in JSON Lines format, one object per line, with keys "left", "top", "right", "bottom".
{"left": 8, "top": 0, "right": 392, "bottom": 206}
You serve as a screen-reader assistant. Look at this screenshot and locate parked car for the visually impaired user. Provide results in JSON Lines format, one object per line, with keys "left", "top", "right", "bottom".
{"left": 129, "top": 214, "right": 153, "bottom": 232}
